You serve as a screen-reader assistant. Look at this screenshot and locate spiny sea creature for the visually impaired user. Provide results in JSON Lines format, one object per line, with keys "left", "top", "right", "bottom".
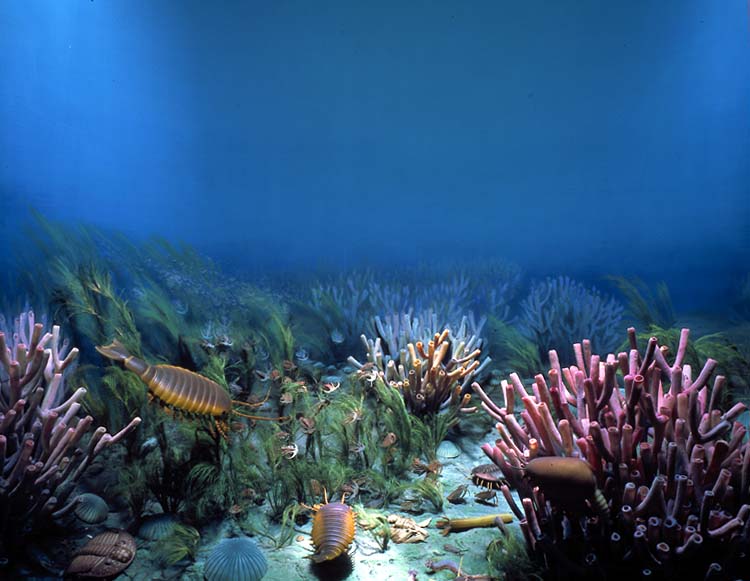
{"left": 96, "top": 340, "right": 286, "bottom": 431}
{"left": 308, "top": 493, "right": 356, "bottom": 563}
{"left": 204, "top": 537, "right": 267, "bottom": 581}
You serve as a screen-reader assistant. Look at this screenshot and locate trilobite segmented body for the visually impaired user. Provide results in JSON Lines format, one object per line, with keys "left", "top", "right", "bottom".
{"left": 310, "top": 502, "right": 355, "bottom": 563}
{"left": 66, "top": 530, "right": 136, "bottom": 578}
{"left": 96, "top": 340, "right": 231, "bottom": 417}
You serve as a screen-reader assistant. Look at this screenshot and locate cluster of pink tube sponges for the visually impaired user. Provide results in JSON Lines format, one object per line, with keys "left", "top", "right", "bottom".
{"left": 0, "top": 310, "right": 140, "bottom": 557}
{"left": 473, "top": 328, "right": 749, "bottom": 579}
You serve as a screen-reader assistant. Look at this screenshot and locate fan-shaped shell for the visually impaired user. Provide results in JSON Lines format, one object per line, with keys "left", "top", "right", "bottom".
{"left": 205, "top": 537, "right": 267, "bottom": 581}
{"left": 74, "top": 493, "right": 109, "bottom": 524}
{"left": 137, "top": 513, "right": 179, "bottom": 540}
{"left": 66, "top": 530, "right": 136, "bottom": 578}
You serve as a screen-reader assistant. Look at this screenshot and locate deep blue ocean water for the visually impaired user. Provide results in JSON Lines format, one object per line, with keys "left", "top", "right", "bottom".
{"left": 1, "top": 1, "right": 748, "bottom": 310}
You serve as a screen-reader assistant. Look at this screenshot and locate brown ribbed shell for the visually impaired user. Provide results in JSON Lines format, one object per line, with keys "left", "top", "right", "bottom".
{"left": 310, "top": 502, "right": 355, "bottom": 563}
{"left": 66, "top": 530, "right": 136, "bottom": 578}
{"left": 130, "top": 361, "right": 232, "bottom": 417}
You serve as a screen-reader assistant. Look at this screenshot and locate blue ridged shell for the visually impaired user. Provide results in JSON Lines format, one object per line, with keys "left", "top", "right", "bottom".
{"left": 73, "top": 493, "right": 109, "bottom": 524}
{"left": 204, "top": 537, "right": 267, "bottom": 581}
{"left": 137, "top": 514, "right": 179, "bottom": 540}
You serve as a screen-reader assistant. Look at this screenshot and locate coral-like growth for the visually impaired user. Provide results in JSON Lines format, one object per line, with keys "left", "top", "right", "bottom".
{"left": 349, "top": 328, "right": 486, "bottom": 417}
{"left": 349, "top": 328, "right": 484, "bottom": 465}
{"left": 306, "top": 262, "right": 520, "bottom": 354}
{"left": 370, "top": 311, "right": 489, "bottom": 374}
{"left": 472, "top": 327, "right": 749, "bottom": 579}
{"left": 0, "top": 310, "right": 140, "bottom": 561}
{"left": 518, "top": 276, "right": 624, "bottom": 363}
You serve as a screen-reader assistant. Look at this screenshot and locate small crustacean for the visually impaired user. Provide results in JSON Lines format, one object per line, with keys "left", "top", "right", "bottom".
{"left": 412, "top": 457, "right": 443, "bottom": 477}
{"left": 446, "top": 484, "right": 469, "bottom": 504}
{"left": 524, "top": 456, "right": 609, "bottom": 517}
{"left": 308, "top": 492, "right": 356, "bottom": 563}
{"left": 96, "top": 340, "right": 286, "bottom": 433}
{"left": 474, "top": 489, "right": 498, "bottom": 506}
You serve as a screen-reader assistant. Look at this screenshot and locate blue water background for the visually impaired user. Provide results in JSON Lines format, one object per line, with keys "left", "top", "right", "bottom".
{"left": 1, "top": 1, "right": 748, "bottom": 310}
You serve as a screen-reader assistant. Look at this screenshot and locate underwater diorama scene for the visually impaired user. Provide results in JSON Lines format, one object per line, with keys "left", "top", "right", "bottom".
{"left": 1, "top": 2, "right": 749, "bottom": 580}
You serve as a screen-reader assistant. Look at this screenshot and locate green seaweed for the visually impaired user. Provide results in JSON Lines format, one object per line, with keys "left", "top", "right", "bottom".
{"left": 606, "top": 276, "right": 676, "bottom": 329}
{"left": 287, "top": 300, "right": 335, "bottom": 361}
{"left": 406, "top": 478, "right": 444, "bottom": 512}
{"left": 107, "top": 464, "right": 150, "bottom": 522}
{"left": 372, "top": 378, "right": 421, "bottom": 476}
{"left": 275, "top": 503, "right": 306, "bottom": 548}
{"left": 485, "top": 316, "right": 543, "bottom": 378}
{"left": 152, "top": 523, "right": 201, "bottom": 566}
{"left": 487, "top": 526, "right": 543, "bottom": 581}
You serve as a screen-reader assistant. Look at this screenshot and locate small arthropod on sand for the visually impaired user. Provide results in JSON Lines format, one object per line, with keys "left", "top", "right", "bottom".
{"left": 474, "top": 489, "right": 498, "bottom": 506}
{"left": 446, "top": 485, "right": 469, "bottom": 504}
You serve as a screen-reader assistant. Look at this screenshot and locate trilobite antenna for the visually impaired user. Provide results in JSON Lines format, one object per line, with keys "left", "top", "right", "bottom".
{"left": 233, "top": 385, "right": 273, "bottom": 408}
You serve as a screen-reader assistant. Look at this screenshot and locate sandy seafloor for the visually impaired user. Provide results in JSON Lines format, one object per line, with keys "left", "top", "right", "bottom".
{"left": 113, "top": 431, "right": 512, "bottom": 581}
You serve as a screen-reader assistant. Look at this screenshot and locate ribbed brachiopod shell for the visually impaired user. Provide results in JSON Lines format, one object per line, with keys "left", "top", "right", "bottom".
{"left": 137, "top": 513, "right": 179, "bottom": 540}
{"left": 205, "top": 537, "right": 267, "bottom": 581}
{"left": 66, "top": 530, "right": 136, "bottom": 578}
{"left": 74, "top": 493, "right": 109, "bottom": 524}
